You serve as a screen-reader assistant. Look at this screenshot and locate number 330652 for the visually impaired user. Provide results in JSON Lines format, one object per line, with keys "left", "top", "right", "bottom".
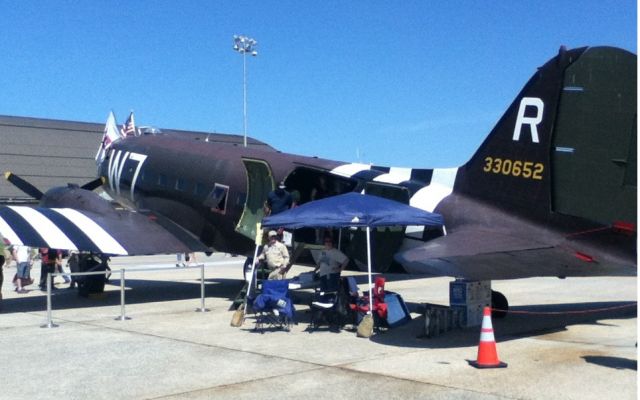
{"left": 483, "top": 157, "right": 544, "bottom": 180}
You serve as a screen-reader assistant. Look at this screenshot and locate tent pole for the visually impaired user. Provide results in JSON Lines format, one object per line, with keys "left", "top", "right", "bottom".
{"left": 366, "top": 226, "right": 373, "bottom": 316}
{"left": 243, "top": 243, "right": 260, "bottom": 316}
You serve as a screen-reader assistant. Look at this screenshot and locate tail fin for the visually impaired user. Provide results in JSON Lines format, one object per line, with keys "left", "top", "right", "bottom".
{"left": 454, "top": 46, "right": 636, "bottom": 226}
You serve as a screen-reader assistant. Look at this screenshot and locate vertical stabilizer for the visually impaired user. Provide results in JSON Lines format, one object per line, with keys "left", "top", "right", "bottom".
{"left": 454, "top": 46, "right": 637, "bottom": 225}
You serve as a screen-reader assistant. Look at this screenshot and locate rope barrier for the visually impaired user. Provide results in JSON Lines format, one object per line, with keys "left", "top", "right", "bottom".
{"left": 490, "top": 302, "right": 637, "bottom": 315}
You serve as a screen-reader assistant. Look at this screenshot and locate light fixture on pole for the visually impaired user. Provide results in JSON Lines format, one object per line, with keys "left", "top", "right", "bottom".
{"left": 233, "top": 35, "right": 258, "bottom": 147}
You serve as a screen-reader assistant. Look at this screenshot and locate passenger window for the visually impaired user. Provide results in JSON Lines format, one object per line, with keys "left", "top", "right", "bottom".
{"left": 204, "top": 183, "right": 229, "bottom": 214}
{"left": 194, "top": 182, "right": 208, "bottom": 197}
{"left": 157, "top": 174, "right": 168, "bottom": 187}
{"left": 175, "top": 178, "right": 187, "bottom": 191}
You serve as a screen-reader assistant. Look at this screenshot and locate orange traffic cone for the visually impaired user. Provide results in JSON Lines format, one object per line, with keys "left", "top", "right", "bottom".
{"left": 469, "top": 306, "right": 507, "bottom": 368}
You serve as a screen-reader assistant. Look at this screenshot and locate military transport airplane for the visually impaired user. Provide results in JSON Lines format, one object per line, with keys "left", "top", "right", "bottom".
{"left": 0, "top": 45, "right": 636, "bottom": 312}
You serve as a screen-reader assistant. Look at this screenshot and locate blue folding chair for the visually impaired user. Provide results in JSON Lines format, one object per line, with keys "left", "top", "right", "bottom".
{"left": 252, "top": 280, "right": 295, "bottom": 332}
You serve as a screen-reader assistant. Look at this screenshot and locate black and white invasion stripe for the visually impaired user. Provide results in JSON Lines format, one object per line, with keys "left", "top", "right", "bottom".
{"left": 0, "top": 206, "right": 128, "bottom": 255}
{"left": 330, "top": 163, "right": 459, "bottom": 212}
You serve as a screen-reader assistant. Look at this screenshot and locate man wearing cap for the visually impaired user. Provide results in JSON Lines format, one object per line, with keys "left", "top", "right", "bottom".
{"left": 265, "top": 181, "right": 293, "bottom": 216}
{"left": 258, "top": 230, "right": 290, "bottom": 280}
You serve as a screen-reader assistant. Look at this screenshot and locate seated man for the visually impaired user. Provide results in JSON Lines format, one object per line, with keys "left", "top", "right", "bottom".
{"left": 314, "top": 236, "right": 349, "bottom": 292}
{"left": 257, "top": 230, "right": 290, "bottom": 280}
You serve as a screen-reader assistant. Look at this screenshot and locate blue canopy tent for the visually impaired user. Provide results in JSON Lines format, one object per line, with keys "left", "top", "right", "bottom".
{"left": 261, "top": 192, "right": 444, "bottom": 326}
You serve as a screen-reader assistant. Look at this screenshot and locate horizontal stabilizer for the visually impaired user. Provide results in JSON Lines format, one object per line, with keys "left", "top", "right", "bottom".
{"left": 398, "top": 228, "right": 549, "bottom": 261}
{"left": 396, "top": 228, "right": 635, "bottom": 279}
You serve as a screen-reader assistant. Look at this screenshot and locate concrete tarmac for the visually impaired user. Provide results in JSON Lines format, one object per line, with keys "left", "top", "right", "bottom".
{"left": 0, "top": 253, "right": 636, "bottom": 400}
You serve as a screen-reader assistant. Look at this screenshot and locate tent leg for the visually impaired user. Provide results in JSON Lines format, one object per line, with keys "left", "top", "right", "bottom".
{"left": 366, "top": 226, "right": 373, "bottom": 317}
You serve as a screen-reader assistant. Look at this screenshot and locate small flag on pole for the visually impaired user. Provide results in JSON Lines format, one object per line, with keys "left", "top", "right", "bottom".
{"left": 120, "top": 111, "right": 136, "bottom": 137}
{"left": 95, "top": 111, "right": 123, "bottom": 164}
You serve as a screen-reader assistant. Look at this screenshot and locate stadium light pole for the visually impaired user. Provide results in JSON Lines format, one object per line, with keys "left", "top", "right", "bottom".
{"left": 233, "top": 35, "right": 258, "bottom": 147}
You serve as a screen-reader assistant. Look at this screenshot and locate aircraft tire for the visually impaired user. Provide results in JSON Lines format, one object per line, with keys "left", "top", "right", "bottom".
{"left": 491, "top": 290, "right": 508, "bottom": 318}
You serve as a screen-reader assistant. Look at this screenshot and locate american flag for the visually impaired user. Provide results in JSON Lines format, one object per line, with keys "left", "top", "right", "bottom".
{"left": 120, "top": 111, "right": 136, "bottom": 137}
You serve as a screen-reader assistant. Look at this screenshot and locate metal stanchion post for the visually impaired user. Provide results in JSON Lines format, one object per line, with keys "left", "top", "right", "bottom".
{"left": 196, "top": 263, "right": 210, "bottom": 312}
{"left": 40, "top": 272, "right": 58, "bottom": 328}
{"left": 115, "top": 269, "right": 131, "bottom": 321}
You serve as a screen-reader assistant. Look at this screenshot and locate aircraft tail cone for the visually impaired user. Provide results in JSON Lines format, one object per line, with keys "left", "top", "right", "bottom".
{"left": 468, "top": 307, "right": 507, "bottom": 369}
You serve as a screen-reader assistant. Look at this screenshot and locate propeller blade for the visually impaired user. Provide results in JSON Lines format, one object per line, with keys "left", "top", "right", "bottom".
{"left": 81, "top": 177, "right": 104, "bottom": 191}
{"left": 4, "top": 171, "right": 44, "bottom": 200}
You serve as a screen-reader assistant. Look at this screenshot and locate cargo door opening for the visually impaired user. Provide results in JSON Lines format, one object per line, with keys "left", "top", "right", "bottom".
{"left": 236, "top": 159, "right": 274, "bottom": 241}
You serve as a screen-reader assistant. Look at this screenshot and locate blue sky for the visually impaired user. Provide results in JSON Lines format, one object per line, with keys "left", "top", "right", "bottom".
{"left": 0, "top": 1, "right": 636, "bottom": 168}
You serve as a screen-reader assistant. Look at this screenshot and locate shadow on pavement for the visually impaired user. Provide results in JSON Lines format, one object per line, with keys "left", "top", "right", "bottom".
{"left": 0, "top": 277, "right": 245, "bottom": 314}
{"left": 582, "top": 355, "right": 637, "bottom": 370}
{"left": 368, "top": 300, "right": 637, "bottom": 349}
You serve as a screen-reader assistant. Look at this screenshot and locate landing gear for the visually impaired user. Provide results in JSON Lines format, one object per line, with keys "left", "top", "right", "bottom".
{"left": 491, "top": 290, "right": 508, "bottom": 318}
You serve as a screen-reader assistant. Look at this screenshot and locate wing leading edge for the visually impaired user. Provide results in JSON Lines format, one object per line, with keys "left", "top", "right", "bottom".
{"left": 0, "top": 206, "right": 209, "bottom": 256}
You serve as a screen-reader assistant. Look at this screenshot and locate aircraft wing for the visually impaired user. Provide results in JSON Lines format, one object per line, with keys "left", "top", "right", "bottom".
{"left": 0, "top": 205, "right": 209, "bottom": 256}
{"left": 396, "top": 228, "right": 636, "bottom": 280}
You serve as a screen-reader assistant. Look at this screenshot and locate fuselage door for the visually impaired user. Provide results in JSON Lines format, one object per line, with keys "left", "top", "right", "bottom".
{"left": 236, "top": 159, "right": 274, "bottom": 241}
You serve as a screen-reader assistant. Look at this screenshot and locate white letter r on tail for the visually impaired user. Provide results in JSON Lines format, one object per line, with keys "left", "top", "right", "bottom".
{"left": 512, "top": 97, "right": 544, "bottom": 143}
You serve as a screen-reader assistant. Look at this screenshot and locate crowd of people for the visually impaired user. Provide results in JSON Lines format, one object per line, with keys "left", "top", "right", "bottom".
{"left": 0, "top": 245, "right": 72, "bottom": 294}
{"left": 0, "top": 242, "right": 111, "bottom": 305}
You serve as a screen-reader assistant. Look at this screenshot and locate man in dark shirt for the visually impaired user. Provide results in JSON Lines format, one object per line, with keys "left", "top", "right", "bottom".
{"left": 39, "top": 248, "right": 61, "bottom": 290}
{"left": 266, "top": 181, "right": 293, "bottom": 216}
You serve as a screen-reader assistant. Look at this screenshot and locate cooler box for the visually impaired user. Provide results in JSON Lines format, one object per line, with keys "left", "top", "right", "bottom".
{"left": 384, "top": 291, "right": 411, "bottom": 328}
{"left": 449, "top": 280, "right": 491, "bottom": 306}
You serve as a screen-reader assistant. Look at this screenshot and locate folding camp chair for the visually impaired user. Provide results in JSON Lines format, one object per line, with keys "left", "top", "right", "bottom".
{"left": 308, "top": 277, "right": 356, "bottom": 332}
{"left": 252, "top": 279, "right": 295, "bottom": 332}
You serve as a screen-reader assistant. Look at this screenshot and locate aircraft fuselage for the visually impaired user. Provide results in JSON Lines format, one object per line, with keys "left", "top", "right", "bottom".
{"left": 99, "top": 135, "right": 347, "bottom": 256}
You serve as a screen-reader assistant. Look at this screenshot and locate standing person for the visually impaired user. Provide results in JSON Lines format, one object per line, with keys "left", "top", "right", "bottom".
{"left": 257, "top": 231, "right": 290, "bottom": 280}
{"left": 3, "top": 240, "right": 13, "bottom": 268}
{"left": 311, "top": 175, "right": 330, "bottom": 202}
{"left": 176, "top": 253, "right": 185, "bottom": 267}
{"left": 55, "top": 251, "right": 70, "bottom": 284}
{"left": 265, "top": 181, "right": 293, "bottom": 216}
{"left": 0, "top": 238, "right": 5, "bottom": 306}
{"left": 314, "top": 236, "right": 349, "bottom": 292}
{"left": 311, "top": 176, "right": 331, "bottom": 243}
{"left": 66, "top": 251, "right": 80, "bottom": 289}
{"left": 39, "top": 248, "right": 60, "bottom": 291}
{"left": 38, "top": 248, "right": 48, "bottom": 290}
{"left": 185, "top": 252, "right": 197, "bottom": 266}
{"left": 13, "top": 245, "right": 33, "bottom": 293}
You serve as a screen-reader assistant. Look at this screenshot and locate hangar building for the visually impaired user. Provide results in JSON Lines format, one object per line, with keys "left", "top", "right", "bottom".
{"left": 0, "top": 114, "right": 269, "bottom": 204}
